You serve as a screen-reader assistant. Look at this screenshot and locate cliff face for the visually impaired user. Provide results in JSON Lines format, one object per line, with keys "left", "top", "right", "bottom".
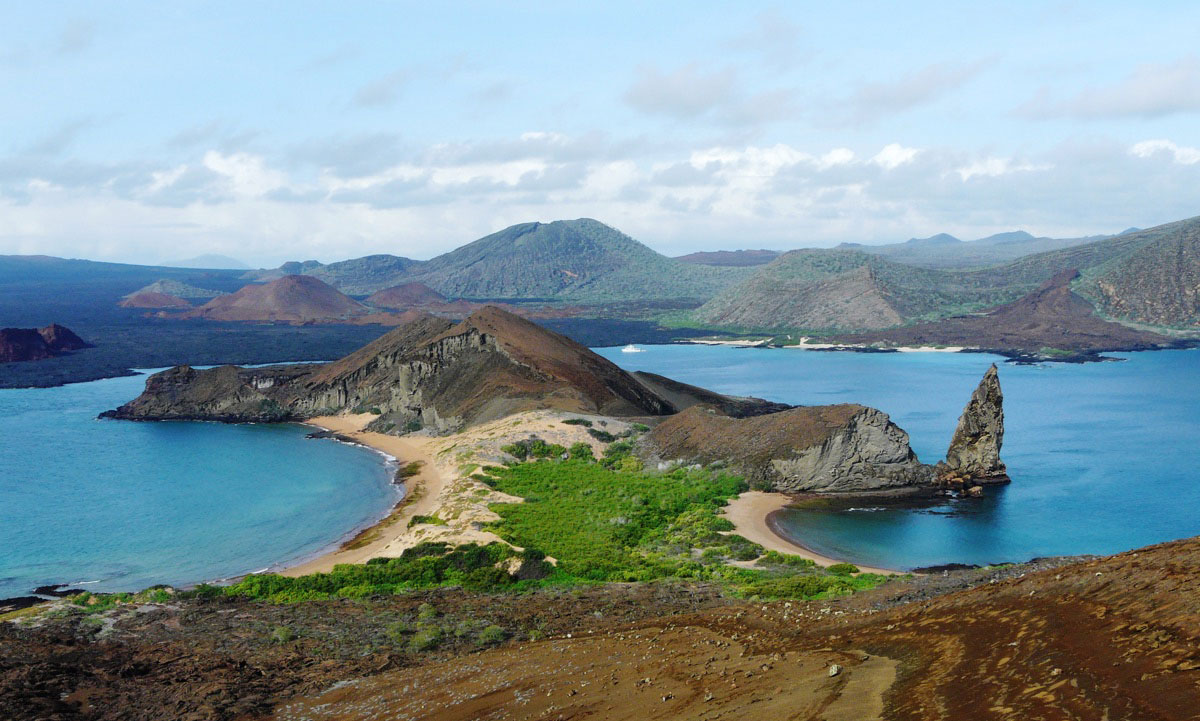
{"left": 104, "top": 307, "right": 679, "bottom": 432}
{"left": 644, "top": 404, "right": 934, "bottom": 492}
{"left": 942, "top": 364, "right": 1008, "bottom": 483}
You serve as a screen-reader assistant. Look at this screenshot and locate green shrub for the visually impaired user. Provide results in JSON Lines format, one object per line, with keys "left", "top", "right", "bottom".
{"left": 568, "top": 442, "right": 594, "bottom": 461}
{"left": 408, "top": 514, "right": 447, "bottom": 528}
{"left": 562, "top": 418, "right": 593, "bottom": 427}
{"left": 416, "top": 602, "right": 438, "bottom": 621}
{"left": 630, "top": 423, "right": 650, "bottom": 433}
{"left": 271, "top": 626, "right": 295, "bottom": 643}
{"left": 409, "top": 626, "right": 442, "bottom": 651}
{"left": 827, "top": 563, "right": 860, "bottom": 576}
{"left": 385, "top": 621, "right": 411, "bottom": 643}
{"left": 479, "top": 625, "right": 506, "bottom": 644}
{"left": 587, "top": 428, "right": 617, "bottom": 443}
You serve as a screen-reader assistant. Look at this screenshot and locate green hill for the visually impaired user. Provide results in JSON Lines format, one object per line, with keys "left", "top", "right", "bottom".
{"left": 307, "top": 255, "right": 425, "bottom": 295}
{"left": 401, "top": 218, "right": 751, "bottom": 303}
{"left": 840, "top": 230, "right": 1114, "bottom": 269}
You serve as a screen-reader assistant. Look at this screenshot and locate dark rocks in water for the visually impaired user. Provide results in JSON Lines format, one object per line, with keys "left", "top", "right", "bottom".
{"left": 0, "top": 596, "right": 47, "bottom": 613}
{"left": 941, "top": 364, "right": 1008, "bottom": 484}
{"left": 37, "top": 324, "right": 92, "bottom": 352}
{"left": 32, "top": 585, "right": 87, "bottom": 597}
{"left": 0, "top": 324, "right": 92, "bottom": 363}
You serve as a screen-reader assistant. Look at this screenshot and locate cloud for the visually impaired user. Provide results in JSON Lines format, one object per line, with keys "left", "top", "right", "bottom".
{"left": 24, "top": 118, "right": 93, "bottom": 156}
{"left": 872, "top": 143, "right": 919, "bottom": 170}
{"left": 2, "top": 133, "right": 1197, "bottom": 265}
{"left": 727, "top": 9, "right": 806, "bottom": 70}
{"left": 840, "top": 60, "right": 989, "bottom": 122}
{"left": 1130, "top": 139, "right": 1200, "bottom": 165}
{"left": 954, "top": 156, "right": 1051, "bottom": 181}
{"left": 58, "top": 19, "right": 96, "bottom": 54}
{"left": 623, "top": 64, "right": 738, "bottom": 119}
{"left": 353, "top": 69, "right": 412, "bottom": 107}
{"left": 1020, "top": 57, "right": 1200, "bottom": 119}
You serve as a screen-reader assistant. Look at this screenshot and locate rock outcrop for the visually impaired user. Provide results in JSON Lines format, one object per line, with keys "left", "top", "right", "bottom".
{"left": 0, "top": 324, "right": 92, "bottom": 363}
{"left": 104, "top": 307, "right": 682, "bottom": 432}
{"left": 941, "top": 364, "right": 1008, "bottom": 483}
{"left": 643, "top": 404, "right": 934, "bottom": 492}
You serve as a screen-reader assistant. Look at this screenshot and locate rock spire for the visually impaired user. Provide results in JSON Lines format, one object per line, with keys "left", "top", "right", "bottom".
{"left": 943, "top": 364, "right": 1008, "bottom": 483}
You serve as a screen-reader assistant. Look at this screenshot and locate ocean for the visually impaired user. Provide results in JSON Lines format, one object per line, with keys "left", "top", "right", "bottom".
{"left": 597, "top": 344, "right": 1200, "bottom": 570}
{"left": 0, "top": 370, "right": 398, "bottom": 600}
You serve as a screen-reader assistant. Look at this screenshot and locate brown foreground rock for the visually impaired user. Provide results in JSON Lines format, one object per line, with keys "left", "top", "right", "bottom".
{"left": 7, "top": 535, "right": 1199, "bottom": 720}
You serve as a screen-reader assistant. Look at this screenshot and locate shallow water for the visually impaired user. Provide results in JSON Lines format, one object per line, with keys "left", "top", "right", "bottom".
{"left": 0, "top": 371, "right": 398, "bottom": 599}
{"left": 596, "top": 345, "right": 1200, "bottom": 570}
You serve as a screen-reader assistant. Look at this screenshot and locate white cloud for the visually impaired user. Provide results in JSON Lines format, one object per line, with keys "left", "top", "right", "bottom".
{"left": 1022, "top": 56, "right": 1200, "bottom": 119}
{"left": 1130, "top": 139, "right": 1200, "bottom": 165}
{"left": 2, "top": 135, "right": 1197, "bottom": 265}
{"left": 955, "top": 156, "right": 1050, "bottom": 181}
{"left": 872, "top": 144, "right": 919, "bottom": 170}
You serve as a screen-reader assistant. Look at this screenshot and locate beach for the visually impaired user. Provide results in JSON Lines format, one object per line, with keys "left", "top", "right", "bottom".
{"left": 721, "top": 491, "right": 902, "bottom": 575}
{"left": 282, "top": 413, "right": 903, "bottom": 579}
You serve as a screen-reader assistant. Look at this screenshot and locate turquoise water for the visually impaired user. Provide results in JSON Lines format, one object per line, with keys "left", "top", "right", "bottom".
{"left": 596, "top": 345, "right": 1200, "bottom": 570}
{"left": 0, "top": 371, "right": 398, "bottom": 599}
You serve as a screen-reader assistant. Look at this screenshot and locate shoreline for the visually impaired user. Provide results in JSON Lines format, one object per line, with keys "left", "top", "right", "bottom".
{"left": 721, "top": 491, "right": 904, "bottom": 575}
{"left": 279, "top": 415, "right": 446, "bottom": 576}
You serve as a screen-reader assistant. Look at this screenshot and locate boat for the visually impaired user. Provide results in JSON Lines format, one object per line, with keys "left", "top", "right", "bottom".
{"left": 621, "top": 344, "right": 644, "bottom": 353}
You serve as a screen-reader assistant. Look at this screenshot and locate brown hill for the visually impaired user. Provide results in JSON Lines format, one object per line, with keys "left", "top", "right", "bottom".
{"left": 105, "top": 306, "right": 678, "bottom": 431}
{"left": 832, "top": 269, "right": 1174, "bottom": 355}
{"left": 0, "top": 324, "right": 92, "bottom": 362}
{"left": 119, "top": 291, "right": 192, "bottom": 309}
{"left": 184, "top": 275, "right": 367, "bottom": 323}
{"left": 365, "top": 282, "right": 448, "bottom": 309}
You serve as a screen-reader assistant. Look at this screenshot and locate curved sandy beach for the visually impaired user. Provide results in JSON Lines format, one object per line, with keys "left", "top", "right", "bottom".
{"left": 281, "top": 414, "right": 446, "bottom": 576}
{"left": 721, "top": 491, "right": 902, "bottom": 575}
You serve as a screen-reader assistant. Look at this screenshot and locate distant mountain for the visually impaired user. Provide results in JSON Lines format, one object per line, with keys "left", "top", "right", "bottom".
{"left": 693, "top": 214, "right": 1200, "bottom": 332}
{"left": 241, "top": 260, "right": 324, "bottom": 283}
{"left": 123, "top": 279, "right": 226, "bottom": 300}
{"left": 365, "top": 282, "right": 447, "bottom": 309}
{"left": 845, "top": 230, "right": 1112, "bottom": 269}
{"left": 184, "top": 275, "right": 367, "bottom": 323}
{"left": 308, "top": 255, "right": 426, "bottom": 295}
{"left": 162, "top": 254, "right": 250, "bottom": 269}
{"left": 674, "top": 249, "right": 780, "bottom": 267}
{"left": 394, "top": 219, "right": 751, "bottom": 303}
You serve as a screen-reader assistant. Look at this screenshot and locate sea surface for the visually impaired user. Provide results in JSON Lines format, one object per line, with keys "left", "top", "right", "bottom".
{"left": 0, "top": 370, "right": 398, "bottom": 600}
{"left": 597, "top": 345, "right": 1200, "bottom": 570}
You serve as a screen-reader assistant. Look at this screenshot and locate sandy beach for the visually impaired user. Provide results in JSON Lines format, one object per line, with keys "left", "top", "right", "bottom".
{"left": 721, "top": 491, "right": 902, "bottom": 575}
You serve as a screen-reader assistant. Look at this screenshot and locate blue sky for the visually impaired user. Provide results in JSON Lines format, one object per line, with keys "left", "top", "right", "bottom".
{"left": 2, "top": 1, "right": 1199, "bottom": 266}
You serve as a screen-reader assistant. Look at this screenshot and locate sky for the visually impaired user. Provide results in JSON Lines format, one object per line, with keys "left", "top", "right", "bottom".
{"left": 2, "top": 1, "right": 1199, "bottom": 267}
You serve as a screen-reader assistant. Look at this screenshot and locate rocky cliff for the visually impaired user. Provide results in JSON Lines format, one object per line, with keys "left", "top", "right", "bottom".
{"left": 104, "top": 307, "right": 682, "bottom": 432}
{"left": 643, "top": 404, "right": 934, "bottom": 492}
{"left": 941, "top": 364, "right": 1008, "bottom": 483}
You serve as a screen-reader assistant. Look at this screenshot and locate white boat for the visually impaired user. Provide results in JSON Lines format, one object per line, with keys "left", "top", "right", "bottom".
{"left": 620, "top": 344, "right": 644, "bottom": 353}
